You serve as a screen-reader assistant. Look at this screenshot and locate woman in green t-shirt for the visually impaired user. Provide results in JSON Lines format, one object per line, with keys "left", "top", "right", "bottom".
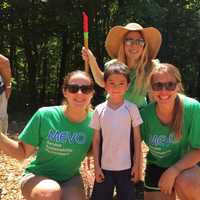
{"left": 0, "top": 70, "right": 94, "bottom": 200}
{"left": 141, "top": 61, "right": 200, "bottom": 200}
{"left": 82, "top": 23, "right": 162, "bottom": 108}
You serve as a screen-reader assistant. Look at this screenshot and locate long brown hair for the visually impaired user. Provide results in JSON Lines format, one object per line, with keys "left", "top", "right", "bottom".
{"left": 117, "top": 31, "right": 153, "bottom": 93}
{"left": 148, "top": 61, "right": 184, "bottom": 139}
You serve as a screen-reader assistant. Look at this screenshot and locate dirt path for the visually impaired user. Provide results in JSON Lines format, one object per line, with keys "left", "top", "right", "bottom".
{"left": 0, "top": 152, "right": 25, "bottom": 200}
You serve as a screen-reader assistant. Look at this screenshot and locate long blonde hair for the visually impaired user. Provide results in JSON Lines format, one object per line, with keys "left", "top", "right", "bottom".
{"left": 148, "top": 61, "right": 184, "bottom": 139}
{"left": 117, "top": 31, "right": 153, "bottom": 93}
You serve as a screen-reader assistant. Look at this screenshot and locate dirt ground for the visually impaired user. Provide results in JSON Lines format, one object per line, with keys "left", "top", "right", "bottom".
{"left": 0, "top": 120, "right": 178, "bottom": 200}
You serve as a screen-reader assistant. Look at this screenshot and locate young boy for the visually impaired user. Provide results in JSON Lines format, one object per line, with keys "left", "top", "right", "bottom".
{"left": 90, "top": 61, "right": 143, "bottom": 200}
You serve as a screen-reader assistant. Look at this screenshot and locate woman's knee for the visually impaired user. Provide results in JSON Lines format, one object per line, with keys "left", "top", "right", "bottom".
{"left": 174, "top": 167, "right": 200, "bottom": 191}
{"left": 174, "top": 167, "right": 200, "bottom": 200}
{"left": 22, "top": 177, "right": 62, "bottom": 200}
{"left": 174, "top": 172, "right": 188, "bottom": 191}
{"left": 31, "top": 185, "right": 61, "bottom": 200}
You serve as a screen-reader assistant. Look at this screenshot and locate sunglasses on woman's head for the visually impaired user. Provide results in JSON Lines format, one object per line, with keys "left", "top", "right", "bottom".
{"left": 124, "top": 38, "right": 145, "bottom": 46}
{"left": 64, "top": 84, "right": 93, "bottom": 94}
{"left": 151, "top": 82, "right": 177, "bottom": 91}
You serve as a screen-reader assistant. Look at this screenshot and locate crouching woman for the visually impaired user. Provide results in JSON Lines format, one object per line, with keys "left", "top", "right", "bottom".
{"left": 141, "top": 62, "right": 200, "bottom": 200}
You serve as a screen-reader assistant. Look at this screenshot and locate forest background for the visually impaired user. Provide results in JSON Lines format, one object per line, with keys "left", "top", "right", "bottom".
{"left": 0, "top": 0, "right": 200, "bottom": 120}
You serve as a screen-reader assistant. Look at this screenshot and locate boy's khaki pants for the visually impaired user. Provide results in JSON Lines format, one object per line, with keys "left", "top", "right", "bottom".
{"left": 0, "top": 91, "right": 8, "bottom": 134}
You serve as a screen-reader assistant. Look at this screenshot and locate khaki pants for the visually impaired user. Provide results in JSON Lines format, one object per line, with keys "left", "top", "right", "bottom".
{"left": 0, "top": 92, "right": 8, "bottom": 134}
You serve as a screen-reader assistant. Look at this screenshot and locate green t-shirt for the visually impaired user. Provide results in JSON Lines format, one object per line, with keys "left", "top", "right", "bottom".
{"left": 18, "top": 106, "right": 93, "bottom": 182}
{"left": 140, "top": 96, "right": 200, "bottom": 168}
{"left": 105, "top": 59, "right": 147, "bottom": 108}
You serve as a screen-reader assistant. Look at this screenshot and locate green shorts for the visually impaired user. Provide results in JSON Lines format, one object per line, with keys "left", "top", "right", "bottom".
{"left": 144, "top": 164, "right": 167, "bottom": 192}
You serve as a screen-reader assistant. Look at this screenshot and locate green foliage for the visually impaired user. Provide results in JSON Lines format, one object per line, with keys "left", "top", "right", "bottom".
{"left": 0, "top": 0, "right": 199, "bottom": 112}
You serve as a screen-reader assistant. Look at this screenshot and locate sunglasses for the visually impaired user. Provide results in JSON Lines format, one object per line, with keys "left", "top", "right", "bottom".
{"left": 124, "top": 38, "right": 145, "bottom": 46}
{"left": 151, "top": 82, "right": 177, "bottom": 91}
{"left": 64, "top": 84, "right": 93, "bottom": 94}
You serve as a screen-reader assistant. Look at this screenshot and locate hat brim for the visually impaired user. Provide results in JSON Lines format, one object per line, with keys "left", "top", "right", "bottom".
{"left": 105, "top": 25, "right": 162, "bottom": 59}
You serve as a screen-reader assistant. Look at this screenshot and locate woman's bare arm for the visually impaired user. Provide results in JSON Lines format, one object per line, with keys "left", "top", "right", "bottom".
{"left": 82, "top": 47, "right": 105, "bottom": 87}
{"left": 0, "top": 132, "right": 36, "bottom": 160}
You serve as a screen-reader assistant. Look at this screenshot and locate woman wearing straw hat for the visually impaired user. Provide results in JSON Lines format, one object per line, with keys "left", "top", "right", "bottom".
{"left": 82, "top": 23, "right": 162, "bottom": 108}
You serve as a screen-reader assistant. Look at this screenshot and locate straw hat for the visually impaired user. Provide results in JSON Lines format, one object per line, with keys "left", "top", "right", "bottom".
{"left": 105, "top": 23, "right": 162, "bottom": 59}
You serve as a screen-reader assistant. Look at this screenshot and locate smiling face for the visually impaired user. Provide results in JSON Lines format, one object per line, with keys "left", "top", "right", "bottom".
{"left": 151, "top": 71, "right": 179, "bottom": 106}
{"left": 124, "top": 31, "right": 145, "bottom": 62}
{"left": 105, "top": 73, "right": 129, "bottom": 100}
{"left": 63, "top": 72, "right": 93, "bottom": 110}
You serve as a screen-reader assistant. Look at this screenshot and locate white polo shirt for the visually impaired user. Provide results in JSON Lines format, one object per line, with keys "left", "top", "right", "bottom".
{"left": 90, "top": 100, "right": 143, "bottom": 171}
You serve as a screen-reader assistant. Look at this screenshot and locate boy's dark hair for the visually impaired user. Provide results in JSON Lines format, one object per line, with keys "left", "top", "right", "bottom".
{"left": 104, "top": 61, "right": 130, "bottom": 83}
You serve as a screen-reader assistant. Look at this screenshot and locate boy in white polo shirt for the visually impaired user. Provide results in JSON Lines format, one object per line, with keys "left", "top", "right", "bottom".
{"left": 90, "top": 61, "right": 143, "bottom": 200}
